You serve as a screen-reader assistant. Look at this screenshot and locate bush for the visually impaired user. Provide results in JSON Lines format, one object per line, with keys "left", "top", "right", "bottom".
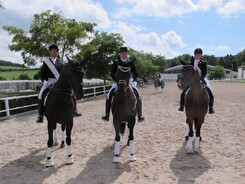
{"left": 18, "top": 74, "right": 31, "bottom": 80}
{"left": 0, "top": 76, "right": 6, "bottom": 81}
{"left": 33, "top": 71, "right": 41, "bottom": 80}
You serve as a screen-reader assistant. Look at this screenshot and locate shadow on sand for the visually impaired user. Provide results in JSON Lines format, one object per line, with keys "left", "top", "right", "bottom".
{"left": 170, "top": 142, "right": 211, "bottom": 184}
{"left": 65, "top": 145, "right": 132, "bottom": 184}
{"left": 0, "top": 148, "right": 69, "bottom": 184}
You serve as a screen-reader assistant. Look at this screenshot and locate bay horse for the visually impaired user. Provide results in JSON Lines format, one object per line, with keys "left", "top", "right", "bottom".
{"left": 43, "top": 56, "right": 84, "bottom": 167}
{"left": 177, "top": 64, "right": 209, "bottom": 153}
{"left": 111, "top": 66, "right": 137, "bottom": 162}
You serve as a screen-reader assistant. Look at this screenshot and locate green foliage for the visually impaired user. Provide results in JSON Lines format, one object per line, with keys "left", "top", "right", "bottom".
{"left": 18, "top": 74, "right": 31, "bottom": 80}
{"left": 76, "top": 32, "right": 124, "bottom": 82}
{"left": 3, "top": 10, "right": 96, "bottom": 66}
{"left": 209, "top": 65, "right": 225, "bottom": 79}
{"left": 0, "top": 69, "right": 39, "bottom": 80}
{"left": 0, "top": 76, "right": 6, "bottom": 81}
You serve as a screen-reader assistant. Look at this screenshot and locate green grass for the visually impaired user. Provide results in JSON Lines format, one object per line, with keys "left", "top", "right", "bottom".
{"left": 0, "top": 70, "right": 39, "bottom": 80}
{"left": 0, "top": 91, "right": 38, "bottom": 98}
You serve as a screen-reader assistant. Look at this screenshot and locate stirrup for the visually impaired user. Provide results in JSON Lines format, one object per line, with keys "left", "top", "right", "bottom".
{"left": 138, "top": 115, "right": 145, "bottom": 122}
{"left": 36, "top": 116, "right": 43, "bottom": 123}
{"left": 102, "top": 114, "right": 109, "bottom": 121}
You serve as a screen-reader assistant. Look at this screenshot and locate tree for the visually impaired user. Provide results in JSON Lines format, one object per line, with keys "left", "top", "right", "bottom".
{"left": 209, "top": 65, "right": 225, "bottom": 80}
{"left": 3, "top": 10, "right": 96, "bottom": 66}
{"left": 76, "top": 32, "right": 124, "bottom": 83}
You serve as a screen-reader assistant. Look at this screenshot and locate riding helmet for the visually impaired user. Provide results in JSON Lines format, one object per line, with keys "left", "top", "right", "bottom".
{"left": 194, "top": 48, "right": 203, "bottom": 55}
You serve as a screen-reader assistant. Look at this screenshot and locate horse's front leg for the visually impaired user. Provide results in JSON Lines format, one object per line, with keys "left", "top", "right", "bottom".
{"left": 186, "top": 119, "right": 194, "bottom": 153}
{"left": 46, "top": 121, "right": 54, "bottom": 167}
{"left": 65, "top": 120, "right": 74, "bottom": 164}
{"left": 128, "top": 118, "right": 136, "bottom": 162}
{"left": 113, "top": 121, "right": 121, "bottom": 163}
{"left": 194, "top": 119, "right": 203, "bottom": 153}
{"left": 53, "top": 124, "right": 58, "bottom": 146}
{"left": 60, "top": 123, "right": 66, "bottom": 148}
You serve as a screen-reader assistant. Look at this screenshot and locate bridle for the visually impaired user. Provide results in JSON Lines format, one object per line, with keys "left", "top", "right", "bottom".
{"left": 117, "top": 66, "right": 131, "bottom": 86}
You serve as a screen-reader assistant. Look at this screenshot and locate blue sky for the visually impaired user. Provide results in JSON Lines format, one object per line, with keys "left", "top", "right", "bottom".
{"left": 0, "top": 0, "right": 245, "bottom": 66}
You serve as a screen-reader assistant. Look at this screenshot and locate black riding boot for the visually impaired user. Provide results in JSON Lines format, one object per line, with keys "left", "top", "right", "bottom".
{"left": 179, "top": 92, "right": 185, "bottom": 111}
{"left": 102, "top": 98, "right": 111, "bottom": 121}
{"left": 137, "top": 98, "right": 145, "bottom": 122}
{"left": 36, "top": 100, "right": 44, "bottom": 123}
{"left": 205, "top": 87, "right": 215, "bottom": 114}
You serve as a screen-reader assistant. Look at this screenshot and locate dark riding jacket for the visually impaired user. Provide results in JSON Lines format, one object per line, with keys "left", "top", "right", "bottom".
{"left": 40, "top": 58, "right": 63, "bottom": 82}
{"left": 190, "top": 56, "right": 207, "bottom": 82}
{"left": 111, "top": 57, "right": 138, "bottom": 82}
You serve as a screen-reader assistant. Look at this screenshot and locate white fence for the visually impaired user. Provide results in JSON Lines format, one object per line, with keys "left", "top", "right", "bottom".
{"left": 0, "top": 85, "right": 112, "bottom": 117}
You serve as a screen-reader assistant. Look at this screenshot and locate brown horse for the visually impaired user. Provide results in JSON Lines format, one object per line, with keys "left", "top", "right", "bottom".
{"left": 111, "top": 66, "right": 137, "bottom": 162}
{"left": 178, "top": 64, "right": 209, "bottom": 153}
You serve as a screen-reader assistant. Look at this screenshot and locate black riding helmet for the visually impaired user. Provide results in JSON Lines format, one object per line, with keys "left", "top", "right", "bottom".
{"left": 194, "top": 48, "right": 203, "bottom": 55}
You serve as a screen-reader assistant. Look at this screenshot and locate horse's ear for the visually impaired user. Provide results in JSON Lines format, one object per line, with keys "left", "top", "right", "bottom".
{"left": 66, "top": 55, "right": 72, "bottom": 63}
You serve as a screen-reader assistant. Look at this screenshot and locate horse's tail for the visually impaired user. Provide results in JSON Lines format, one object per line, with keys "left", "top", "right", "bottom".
{"left": 119, "top": 123, "right": 126, "bottom": 136}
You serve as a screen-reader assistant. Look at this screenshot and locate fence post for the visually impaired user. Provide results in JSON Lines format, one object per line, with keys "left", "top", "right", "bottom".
{"left": 103, "top": 86, "right": 106, "bottom": 94}
{"left": 4, "top": 98, "right": 10, "bottom": 117}
{"left": 94, "top": 87, "right": 96, "bottom": 98}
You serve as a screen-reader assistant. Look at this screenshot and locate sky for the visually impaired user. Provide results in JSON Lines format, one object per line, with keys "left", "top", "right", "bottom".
{"left": 0, "top": 0, "right": 245, "bottom": 66}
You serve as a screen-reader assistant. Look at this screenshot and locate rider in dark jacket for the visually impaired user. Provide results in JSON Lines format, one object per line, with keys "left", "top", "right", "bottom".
{"left": 102, "top": 47, "right": 145, "bottom": 122}
{"left": 178, "top": 48, "right": 215, "bottom": 114}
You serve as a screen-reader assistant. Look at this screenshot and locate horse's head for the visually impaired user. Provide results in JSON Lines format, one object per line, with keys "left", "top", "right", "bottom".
{"left": 115, "top": 66, "right": 131, "bottom": 91}
{"left": 65, "top": 56, "right": 84, "bottom": 100}
{"left": 178, "top": 60, "right": 201, "bottom": 90}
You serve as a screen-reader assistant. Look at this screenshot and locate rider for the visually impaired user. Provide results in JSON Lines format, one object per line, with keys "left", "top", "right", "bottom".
{"left": 36, "top": 44, "right": 81, "bottom": 123}
{"left": 178, "top": 48, "right": 215, "bottom": 114}
{"left": 101, "top": 46, "right": 145, "bottom": 122}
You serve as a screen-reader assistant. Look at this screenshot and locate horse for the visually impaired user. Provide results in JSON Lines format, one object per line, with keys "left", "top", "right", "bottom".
{"left": 177, "top": 64, "right": 209, "bottom": 153}
{"left": 153, "top": 77, "right": 165, "bottom": 91}
{"left": 111, "top": 66, "right": 137, "bottom": 162}
{"left": 43, "top": 56, "right": 84, "bottom": 167}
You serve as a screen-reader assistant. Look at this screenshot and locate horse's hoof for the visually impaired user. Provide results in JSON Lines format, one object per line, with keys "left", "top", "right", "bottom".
{"left": 113, "top": 156, "right": 120, "bottom": 163}
{"left": 66, "top": 155, "right": 74, "bottom": 164}
{"left": 45, "top": 158, "right": 53, "bottom": 167}
{"left": 194, "top": 148, "right": 200, "bottom": 154}
{"left": 130, "top": 155, "right": 136, "bottom": 162}
{"left": 200, "top": 136, "right": 202, "bottom": 141}
{"left": 60, "top": 141, "right": 65, "bottom": 148}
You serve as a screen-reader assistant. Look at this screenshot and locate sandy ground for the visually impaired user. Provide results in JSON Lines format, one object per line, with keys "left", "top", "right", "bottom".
{"left": 0, "top": 81, "right": 244, "bottom": 184}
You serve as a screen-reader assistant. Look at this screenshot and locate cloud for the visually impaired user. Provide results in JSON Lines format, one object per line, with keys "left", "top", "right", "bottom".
{"left": 114, "top": 0, "right": 198, "bottom": 18}
{"left": 197, "top": 0, "right": 223, "bottom": 11}
{"left": 111, "top": 22, "right": 184, "bottom": 58}
{"left": 217, "top": 0, "right": 245, "bottom": 17}
{"left": 0, "top": 31, "right": 23, "bottom": 64}
{"left": 2, "top": 0, "right": 111, "bottom": 29}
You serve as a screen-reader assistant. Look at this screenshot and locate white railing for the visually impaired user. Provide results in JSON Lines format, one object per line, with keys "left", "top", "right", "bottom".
{"left": 0, "top": 85, "right": 112, "bottom": 117}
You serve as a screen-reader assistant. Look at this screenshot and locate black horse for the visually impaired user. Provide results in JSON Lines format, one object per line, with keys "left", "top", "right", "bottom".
{"left": 43, "top": 56, "right": 84, "bottom": 167}
{"left": 111, "top": 66, "right": 137, "bottom": 162}
{"left": 177, "top": 64, "right": 209, "bottom": 153}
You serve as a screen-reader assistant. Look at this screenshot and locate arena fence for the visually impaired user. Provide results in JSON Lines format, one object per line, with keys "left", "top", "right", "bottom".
{"left": 0, "top": 85, "right": 112, "bottom": 118}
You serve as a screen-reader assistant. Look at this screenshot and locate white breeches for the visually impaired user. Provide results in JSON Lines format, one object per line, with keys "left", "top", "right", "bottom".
{"left": 38, "top": 79, "right": 57, "bottom": 100}
{"left": 106, "top": 81, "right": 140, "bottom": 99}
{"left": 204, "top": 77, "right": 213, "bottom": 94}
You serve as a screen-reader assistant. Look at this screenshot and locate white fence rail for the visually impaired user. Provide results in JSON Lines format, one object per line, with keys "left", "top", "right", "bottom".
{"left": 0, "top": 85, "right": 112, "bottom": 117}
